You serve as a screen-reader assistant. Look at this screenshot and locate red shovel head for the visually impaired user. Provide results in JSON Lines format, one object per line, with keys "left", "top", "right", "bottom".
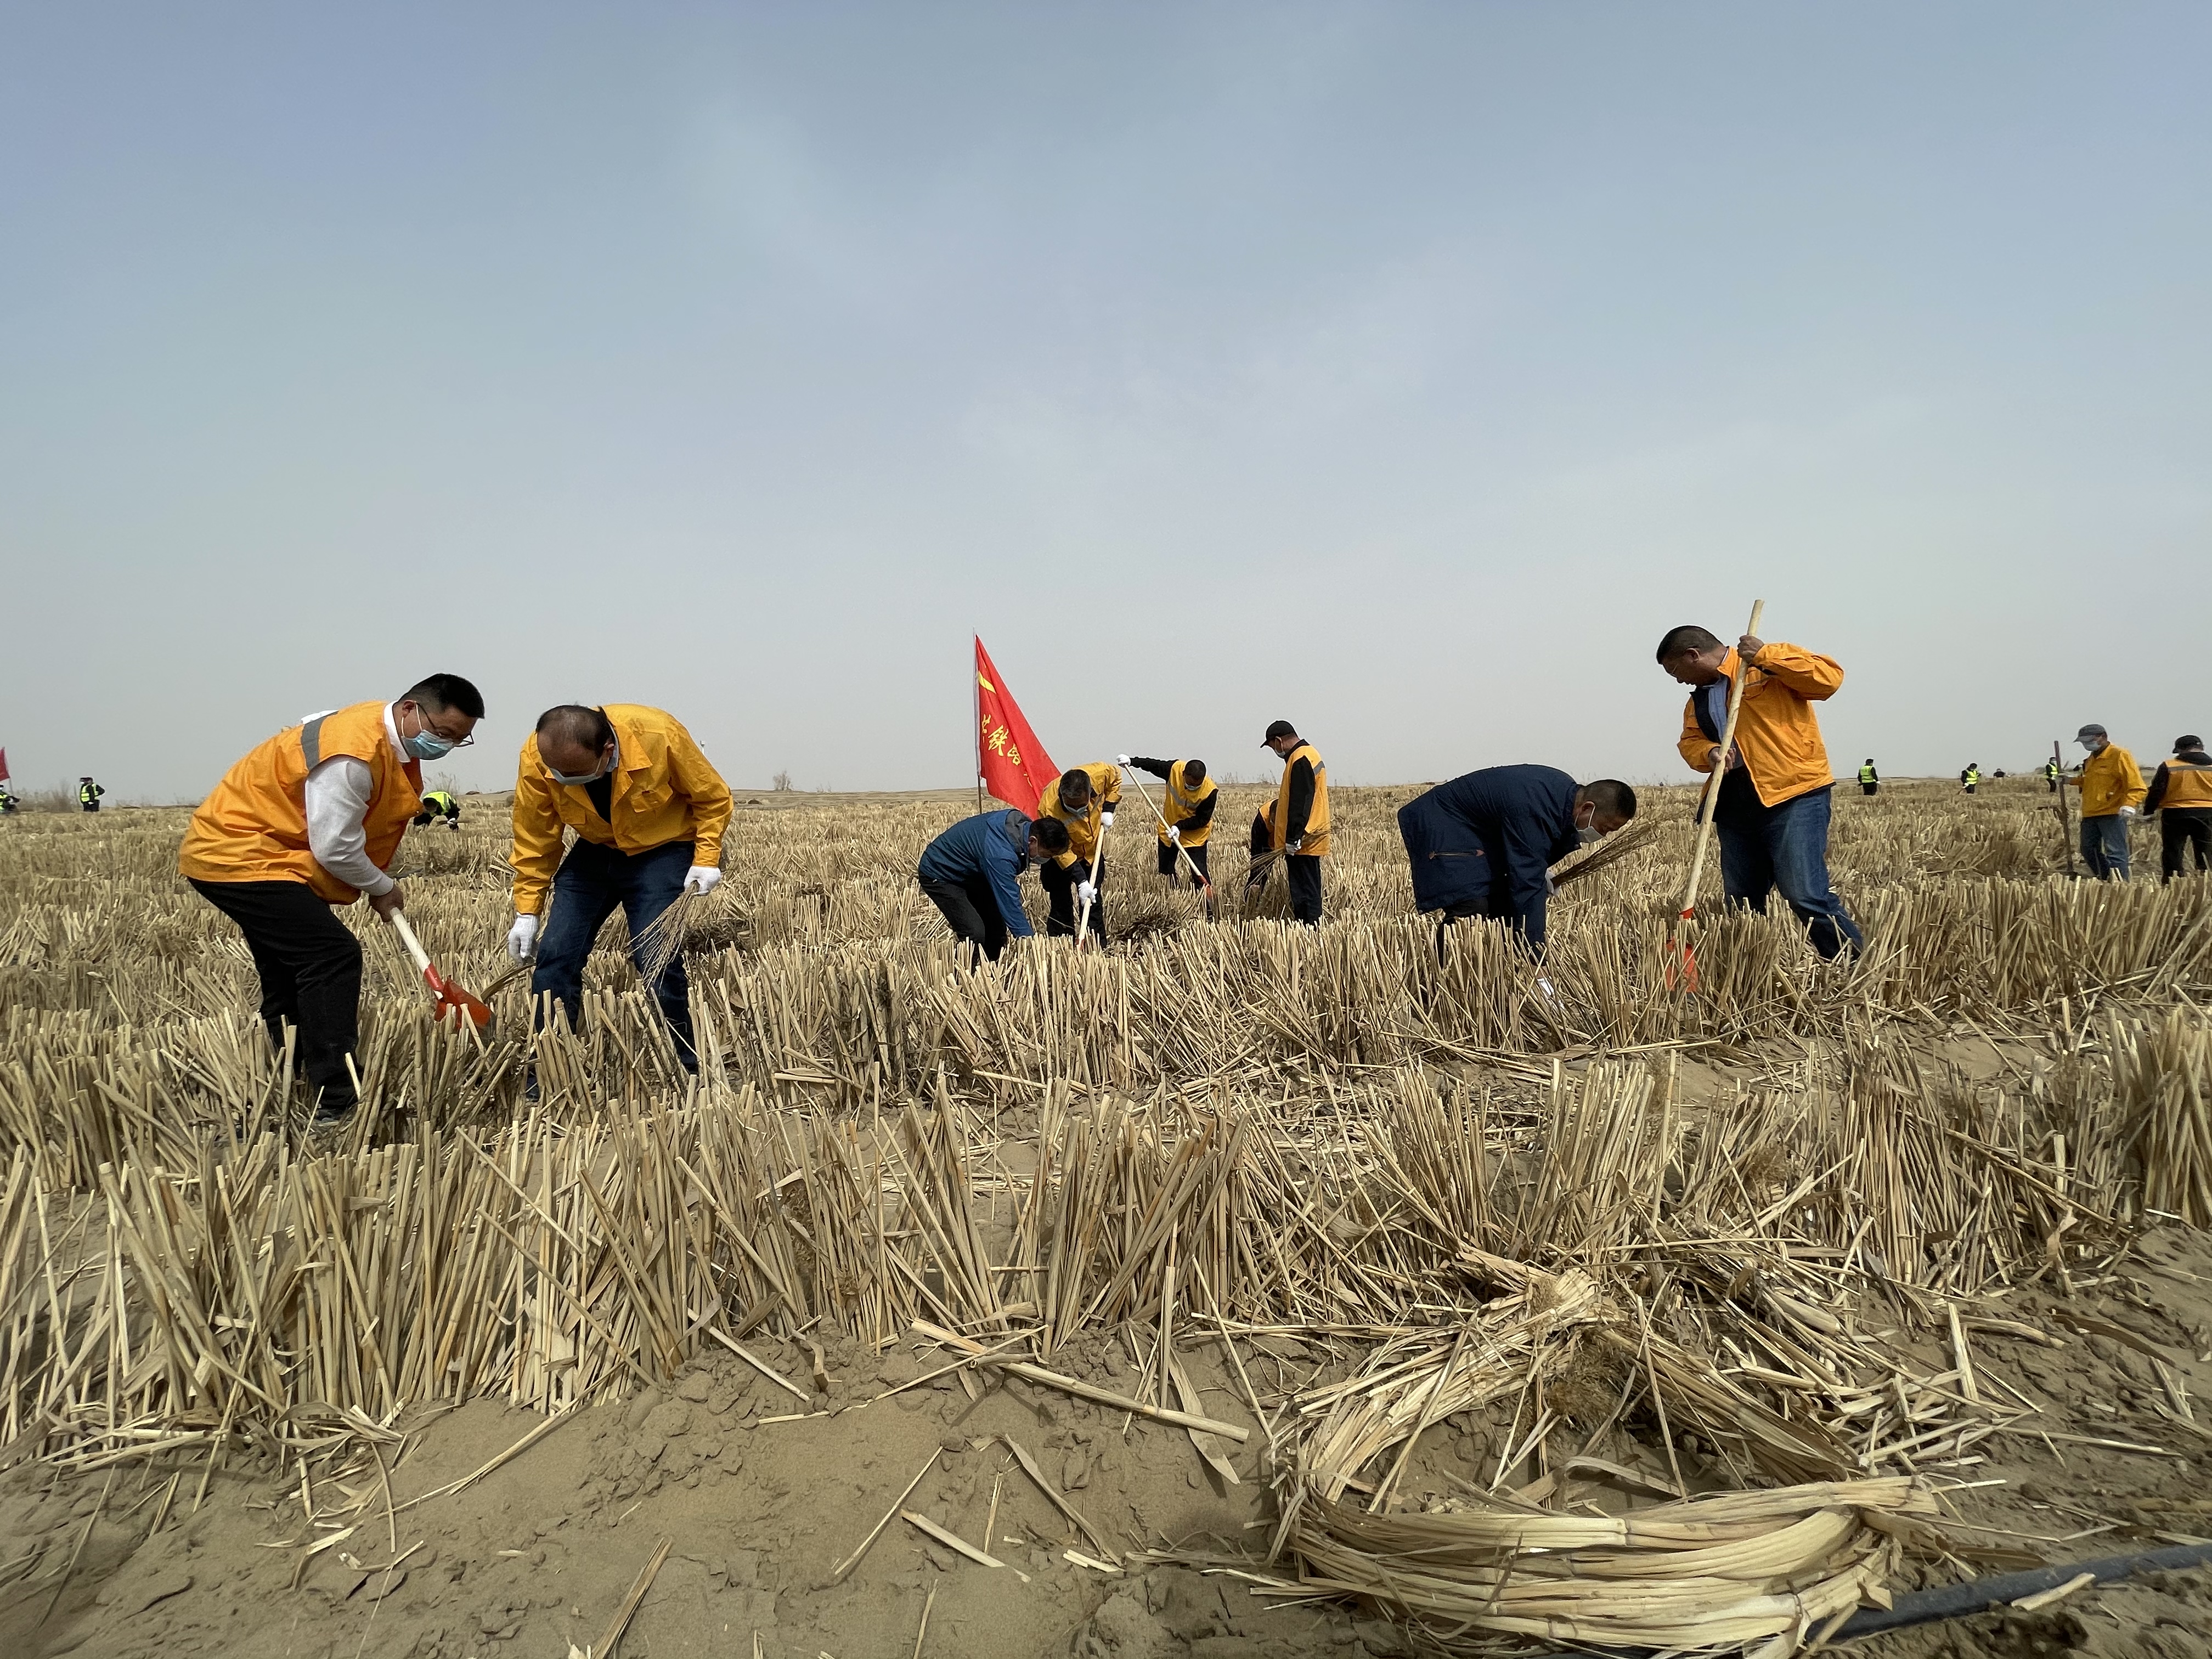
{"left": 1665, "top": 910, "right": 1701, "bottom": 994}
{"left": 421, "top": 963, "right": 493, "bottom": 1030}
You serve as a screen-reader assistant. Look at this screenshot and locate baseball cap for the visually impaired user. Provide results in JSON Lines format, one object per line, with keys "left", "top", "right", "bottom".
{"left": 1262, "top": 720, "right": 1297, "bottom": 747}
{"left": 2075, "top": 724, "right": 2107, "bottom": 742}
{"left": 2178, "top": 736, "right": 2204, "bottom": 753}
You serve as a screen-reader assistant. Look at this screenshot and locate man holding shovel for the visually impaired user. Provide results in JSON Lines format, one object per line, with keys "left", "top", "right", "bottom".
{"left": 506, "top": 704, "right": 732, "bottom": 1072}
{"left": 1120, "top": 755, "right": 1218, "bottom": 890}
{"left": 1657, "top": 625, "right": 1861, "bottom": 960}
{"left": 178, "top": 673, "right": 486, "bottom": 1124}
{"left": 1036, "top": 764, "right": 1121, "bottom": 940}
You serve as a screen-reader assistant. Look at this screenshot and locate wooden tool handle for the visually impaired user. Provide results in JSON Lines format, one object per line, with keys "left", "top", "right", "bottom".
{"left": 1124, "top": 773, "right": 1215, "bottom": 894}
{"left": 1075, "top": 816, "right": 1109, "bottom": 944}
{"left": 388, "top": 909, "right": 433, "bottom": 975}
{"left": 1679, "top": 600, "right": 1765, "bottom": 919}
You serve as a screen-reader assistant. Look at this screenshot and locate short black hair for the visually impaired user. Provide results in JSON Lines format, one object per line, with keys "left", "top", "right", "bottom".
{"left": 1181, "top": 759, "right": 1207, "bottom": 787}
{"left": 1654, "top": 626, "right": 1722, "bottom": 663}
{"left": 406, "top": 673, "right": 486, "bottom": 720}
{"left": 1579, "top": 779, "right": 1638, "bottom": 820}
{"left": 1057, "top": 769, "right": 1093, "bottom": 803}
{"left": 536, "top": 704, "right": 614, "bottom": 753}
{"left": 1030, "top": 816, "right": 1071, "bottom": 854}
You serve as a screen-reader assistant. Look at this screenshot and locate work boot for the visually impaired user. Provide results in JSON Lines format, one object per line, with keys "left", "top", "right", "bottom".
{"left": 310, "top": 1086, "right": 357, "bottom": 1127}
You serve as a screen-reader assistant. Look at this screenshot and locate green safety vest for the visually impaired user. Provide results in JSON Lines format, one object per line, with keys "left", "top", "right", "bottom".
{"left": 1857, "top": 765, "right": 1877, "bottom": 784}
{"left": 1964, "top": 769, "right": 1979, "bottom": 785}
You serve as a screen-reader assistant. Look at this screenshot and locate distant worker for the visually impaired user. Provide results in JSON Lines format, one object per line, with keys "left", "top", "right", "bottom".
{"left": 78, "top": 776, "right": 104, "bottom": 813}
{"left": 1657, "top": 624, "right": 1863, "bottom": 959}
{"left": 2066, "top": 723, "right": 2145, "bottom": 882}
{"left": 1857, "top": 759, "right": 1879, "bottom": 797}
{"left": 917, "top": 809, "right": 1069, "bottom": 962}
{"left": 1120, "top": 755, "right": 1217, "bottom": 888}
{"left": 2145, "top": 735, "right": 2212, "bottom": 883}
{"left": 1398, "top": 767, "right": 1638, "bottom": 955}
{"left": 1036, "top": 764, "right": 1122, "bottom": 939}
{"left": 413, "top": 788, "right": 462, "bottom": 831}
{"left": 177, "top": 674, "right": 485, "bottom": 1124}
{"left": 1257, "top": 721, "right": 1329, "bottom": 926}
{"left": 2044, "top": 758, "right": 2061, "bottom": 793}
{"left": 0, "top": 783, "right": 17, "bottom": 815}
{"left": 1960, "top": 764, "right": 1980, "bottom": 794}
{"left": 506, "top": 704, "right": 732, "bottom": 1073}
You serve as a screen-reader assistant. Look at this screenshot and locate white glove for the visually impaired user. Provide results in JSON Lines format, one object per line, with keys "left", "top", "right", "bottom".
{"left": 684, "top": 866, "right": 723, "bottom": 896}
{"left": 1286, "top": 838, "right": 1304, "bottom": 855}
{"left": 2119, "top": 806, "right": 2139, "bottom": 824}
{"left": 1166, "top": 825, "right": 1181, "bottom": 844}
{"left": 1076, "top": 880, "right": 1097, "bottom": 906}
{"left": 1100, "top": 810, "right": 1115, "bottom": 828}
{"left": 507, "top": 915, "right": 539, "bottom": 961}
{"left": 1115, "top": 754, "right": 1132, "bottom": 767}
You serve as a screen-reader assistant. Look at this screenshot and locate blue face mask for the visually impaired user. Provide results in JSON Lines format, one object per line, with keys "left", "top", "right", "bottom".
{"left": 405, "top": 730, "right": 455, "bottom": 761}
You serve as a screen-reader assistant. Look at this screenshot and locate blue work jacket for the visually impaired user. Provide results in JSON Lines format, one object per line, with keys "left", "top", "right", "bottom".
{"left": 1396, "top": 765, "right": 1582, "bottom": 949}
{"left": 918, "top": 809, "right": 1037, "bottom": 938}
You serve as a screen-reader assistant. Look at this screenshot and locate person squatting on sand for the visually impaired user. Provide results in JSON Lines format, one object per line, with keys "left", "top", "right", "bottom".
{"left": 916, "top": 808, "right": 1069, "bottom": 963}
{"left": 506, "top": 704, "right": 731, "bottom": 1073}
{"left": 179, "top": 673, "right": 486, "bottom": 1124}
{"left": 1657, "top": 625, "right": 1863, "bottom": 960}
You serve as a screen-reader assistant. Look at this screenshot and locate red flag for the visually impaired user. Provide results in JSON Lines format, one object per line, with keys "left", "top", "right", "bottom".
{"left": 974, "top": 637, "right": 1057, "bottom": 818}
{"left": 0, "top": 748, "right": 8, "bottom": 783}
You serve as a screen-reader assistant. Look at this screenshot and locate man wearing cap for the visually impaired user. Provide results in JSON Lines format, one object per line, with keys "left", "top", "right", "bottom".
{"left": 2145, "top": 735, "right": 2212, "bottom": 883}
{"left": 2066, "top": 724, "right": 2145, "bottom": 881}
{"left": 1258, "top": 721, "right": 1329, "bottom": 926}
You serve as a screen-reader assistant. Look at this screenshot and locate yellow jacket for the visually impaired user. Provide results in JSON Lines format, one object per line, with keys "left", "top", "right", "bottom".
{"left": 2075, "top": 744, "right": 2145, "bottom": 818}
{"left": 511, "top": 705, "right": 732, "bottom": 916}
{"left": 1676, "top": 642, "right": 1842, "bottom": 808}
{"left": 1039, "top": 762, "right": 1121, "bottom": 867}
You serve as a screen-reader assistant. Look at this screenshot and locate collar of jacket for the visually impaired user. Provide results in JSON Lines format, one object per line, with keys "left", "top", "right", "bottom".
{"left": 1002, "top": 809, "right": 1032, "bottom": 869}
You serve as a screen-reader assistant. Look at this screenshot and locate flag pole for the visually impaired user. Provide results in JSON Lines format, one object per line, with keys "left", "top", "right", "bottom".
{"left": 972, "top": 633, "right": 984, "bottom": 815}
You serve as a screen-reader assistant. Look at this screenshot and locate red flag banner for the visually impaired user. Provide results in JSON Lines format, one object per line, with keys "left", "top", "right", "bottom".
{"left": 974, "top": 637, "right": 1057, "bottom": 819}
{"left": 0, "top": 748, "right": 8, "bottom": 783}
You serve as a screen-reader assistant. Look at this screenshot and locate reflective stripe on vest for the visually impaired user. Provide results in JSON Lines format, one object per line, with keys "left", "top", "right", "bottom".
{"left": 2165, "top": 761, "right": 2212, "bottom": 811}
{"left": 1161, "top": 761, "right": 1217, "bottom": 847}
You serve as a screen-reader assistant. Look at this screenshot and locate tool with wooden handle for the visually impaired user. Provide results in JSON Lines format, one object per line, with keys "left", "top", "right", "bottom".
{"left": 388, "top": 910, "right": 493, "bottom": 1029}
{"left": 1678, "top": 599, "right": 1766, "bottom": 922}
{"left": 1074, "top": 815, "right": 1110, "bottom": 945}
{"left": 1122, "top": 772, "right": 1216, "bottom": 910}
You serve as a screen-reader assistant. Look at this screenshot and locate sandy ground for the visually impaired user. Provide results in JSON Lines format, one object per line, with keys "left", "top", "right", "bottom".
{"left": 9, "top": 1214, "right": 2212, "bottom": 1658}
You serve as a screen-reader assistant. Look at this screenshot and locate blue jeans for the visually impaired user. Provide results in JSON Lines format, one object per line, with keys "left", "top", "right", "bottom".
{"left": 2080, "top": 815, "right": 2131, "bottom": 881}
{"left": 531, "top": 838, "right": 697, "bottom": 1069}
{"left": 1717, "top": 783, "right": 1863, "bottom": 960}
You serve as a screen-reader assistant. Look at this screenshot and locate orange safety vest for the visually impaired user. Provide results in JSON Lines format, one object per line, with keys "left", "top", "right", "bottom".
{"left": 179, "top": 702, "right": 422, "bottom": 904}
{"left": 2163, "top": 761, "right": 2212, "bottom": 811}
{"left": 1039, "top": 761, "right": 1122, "bottom": 867}
{"left": 1159, "top": 761, "right": 1218, "bottom": 848}
{"left": 1272, "top": 743, "right": 1331, "bottom": 856}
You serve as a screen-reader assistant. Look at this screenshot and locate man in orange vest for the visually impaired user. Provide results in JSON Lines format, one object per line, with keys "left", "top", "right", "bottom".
{"left": 1260, "top": 720, "right": 1329, "bottom": 925}
{"left": 178, "top": 674, "right": 485, "bottom": 1124}
{"left": 506, "top": 704, "right": 732, "bottom": 1071}
{"left": 2144, "top": 735, "right": 2209, "bottom": 882}
{"left": 1658, "top": 625, "right": 1861, "bottom": 958}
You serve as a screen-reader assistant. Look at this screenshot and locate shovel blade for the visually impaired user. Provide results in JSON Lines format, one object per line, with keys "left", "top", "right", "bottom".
{"left": 423, "top": 966, "right": 493, "bottom": 1030}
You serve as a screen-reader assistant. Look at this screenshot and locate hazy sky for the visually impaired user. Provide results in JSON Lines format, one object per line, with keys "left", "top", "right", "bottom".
{"left": 4, "top": 4, "right": 2207, "bottom": 802}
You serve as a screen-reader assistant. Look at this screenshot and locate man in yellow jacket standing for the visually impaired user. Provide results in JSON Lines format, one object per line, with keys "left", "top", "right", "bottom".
{"left": 1658, "top": 625, "right": 1861, "bottom": 959}
{"left": 179, "top": 673, "right": 485, "bottom": 1122}
{"left": 2067, "top": 723, "right": 2145, "bottom": 881}
{"left": 507, "top": 704, "right": 732, "bottom": 1071}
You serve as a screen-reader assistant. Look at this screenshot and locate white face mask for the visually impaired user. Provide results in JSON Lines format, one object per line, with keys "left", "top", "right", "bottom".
{"left": 1577, "top": 824, "right": 1601, "bottom": 846}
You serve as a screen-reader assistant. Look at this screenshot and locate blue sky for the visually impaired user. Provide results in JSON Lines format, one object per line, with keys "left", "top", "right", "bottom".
{"left": 3, "top": 4, "right": 2206, "bottom": 799}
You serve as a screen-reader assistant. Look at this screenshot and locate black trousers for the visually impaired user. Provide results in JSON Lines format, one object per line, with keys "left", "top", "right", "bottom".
{"left": 1860, "top": 783, "right": 1878, "bottom": 796}
{"left": 920, "top": 873, "right": 1010, "bottom": 961}
{"left": 1285, "top": 854, "right": 1323, "bottom": 926}
{"left": 188, "top": 878, "right": 362, "bottom": 1109}
{"left": 2164, "top": 811, "right": 2212, "bottom": 881}
{"left": 1041, "top": 852, "right": 1106, "bottom": 939}
{"left": 81, "top": 800, "right": 99, "bottom": 812}
{"left": 1155, "top": 840, "right": 1211, "bottom": 884}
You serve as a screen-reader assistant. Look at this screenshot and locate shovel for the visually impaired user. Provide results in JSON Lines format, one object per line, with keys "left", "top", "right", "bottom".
{"left": 388, "top": 910, "right": 494, "bottom": 1030}
{"left": 1668, "top": 599, "right": 1765, "bottom": 993}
